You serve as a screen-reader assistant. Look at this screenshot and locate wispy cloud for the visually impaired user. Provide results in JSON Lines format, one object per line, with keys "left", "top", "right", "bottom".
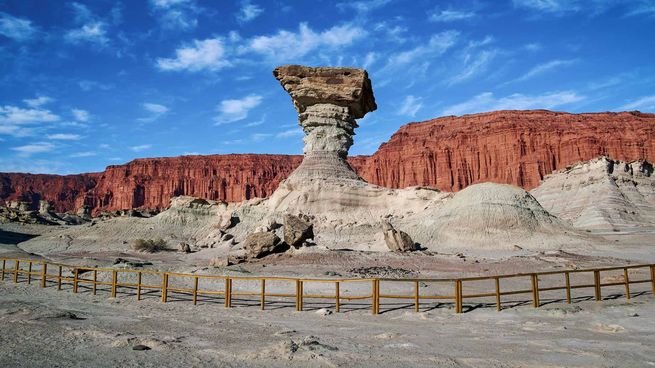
{"left": 429, "top": 9, "right": 476, "bottom": 22}
{"left": 337, "top": 0, "right": 392, "bottom": 13}
{"left": 276, "top": 128, "right": 303, "bottom": 138}
{"left": 385, "top": 30, "right": 459, "bottom": 69}
{"left": 23, "top": 96, "right": 53, "bottom": 108}
{"left": 12, "top": 142, "right": 56, "bottom": 157}
{"left": 71, "top": 108, "right": 90, "bottom": 122}
{"left": 65, "top": 22, "right": 109, "bottom": 45}
{"left": 130, "top": 144, "right": 152, "bottom": 152}
{"left": 237, "top": 1, "right": 264, "bottom": 22}
{"left": 149, "top": 0, "right": 199, "bottom": 30}
{"left": 244, "top": 22, "right": 366, "bottom": 62}
{"left": 157, "top": 38, "right": 230, "bottom": 72}
{"left": 619, "top": 95, "right": 655, "bottom": 111}
{"left": 398, "top": 95, "right": 423, "bottom": 117}
{"left": 442, "top": 91, "right": 585, "bottom": 116}
{"left": 447, "top": 49, "right": 497, "bottom": 85}
{"left": 47, "top": 133, "right": 82, "bottom": 140}
{"left": 69, "top": 151, "right": 96, "bottom": 158}
{"left": 510, "top": 59, "right": 577, "bottom": 83}
{"left": 215, "top": 94, "right": 262, "bottom": 124}
{"left": 0, "top": 12, "right": 37, "bottom": 41}
{"left": 0, "top": 105, "right": 60, "bottom": 124}
{"left": 137, "top": 103, "right": 169, "bottom": 122}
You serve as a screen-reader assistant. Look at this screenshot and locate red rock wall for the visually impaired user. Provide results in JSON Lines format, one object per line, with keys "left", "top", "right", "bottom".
{"left": 0, "top": 172, "right": 99, "bottom": 213}
{"left": 2, "top": 110, "right": 654, "bottom": 214}
{"left": 358, "top": 110, "right": 655, "bottom": 191}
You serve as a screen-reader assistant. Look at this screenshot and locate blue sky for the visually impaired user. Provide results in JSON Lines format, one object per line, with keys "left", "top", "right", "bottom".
{"left": 1, "top": 0, "right": 654, "bottom": 174}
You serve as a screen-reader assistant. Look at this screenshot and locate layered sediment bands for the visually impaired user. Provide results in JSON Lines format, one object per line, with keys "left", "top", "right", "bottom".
{"left": 1, "top": 110, "right": 655, "bottom": 214}
{"left": 81, "top": 154, "right": 303, "bottom": 214}
{"left": 0, "top": 173, "right": 99, "bottom": 213}
{"left": 359, "top": 110, "right": 655, "bottom": 191}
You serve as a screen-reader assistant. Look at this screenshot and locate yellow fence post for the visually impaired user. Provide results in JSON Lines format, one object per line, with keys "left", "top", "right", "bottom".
{"left": 137, "top": 272, "right": 142, "bottom": 301}
{"left": 260, "top": 279, "right": 265, "bottom": 310}
{"left": 1, "top": 259, "right": 5, "bottom": 281}
{"left": 414, "top": 280, "right": 420, "bottom": 313}
{"left": 193, "top": 276, "right": 199, "bottom": 306}
{"left": 623, "top": 268, "right": 631, "bottom": 300}
{"left": 565, "top": 271, "right": 572, "bottom": 304}
{"left": 111, "top": 270, "right": 117, "bottom": 298}
{"left": 73, "top": 268, "right": 79, "bottom": 293}
{"left": 495, "top": 277, "right": 501, "bottom": 311}
{"left": 335, "top": 281, "right": 340, "bottom": 313}
{"left": 594, "top": 270, "right": 601, "bottom": 301}
{"left": 161, "top": 273, "right": 168, "bottom": 303}
{"left": 57, "top": 265, "right": 62, "bottom": 290}
{"left": 371, "top": 279, "right": 379, "bottom": 315}
{"left": 298, "top": 280, "right": 304, "bottom": 311}
{"left": 13, "top": 259, "right": 19, "bottom": 283}
{"left": 455, "top": 279, "right": 463, "bottom": 314}
{"left": 651, "top": 265, "right": 655, "bottom": 296}
{"left": 531, "top": 274, "right": 540, "bottom": 308}
{"left": 92, "top": 270, "right": 97, "bottom": 295}
{"left": 224, "top": 278, "right": 232, "bottom": 308}
{"left": 27, "top": 261, "right": 32, "bottom": 285}
{"left": 40, "top": 262, "right": 47, "bottom": 288}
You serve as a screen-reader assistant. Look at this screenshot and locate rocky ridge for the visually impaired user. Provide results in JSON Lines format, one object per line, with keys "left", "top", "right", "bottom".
{"left": 2, "top": 110, "right": 654, "bottom": 215}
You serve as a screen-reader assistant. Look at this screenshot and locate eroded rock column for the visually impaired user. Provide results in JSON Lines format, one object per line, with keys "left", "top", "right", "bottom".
{"left": 273, "top": 65, "right": 377, "bottom": 183}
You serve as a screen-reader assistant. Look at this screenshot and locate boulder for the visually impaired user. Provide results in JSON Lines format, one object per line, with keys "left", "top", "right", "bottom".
{"left": 283, "top": 214, "right": 314, "bottom": 248}
{"left": 244, "top": 232, "right": 283, "bottom": 258}
{"left": 381, "top": 219, "right": 418, "bottom": 252}
{"left": 38, "top": 200, "right": 53, "bottom": 215}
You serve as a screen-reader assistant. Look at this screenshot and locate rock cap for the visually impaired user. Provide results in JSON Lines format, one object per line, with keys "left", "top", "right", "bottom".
{"left": 273, "top": 65, "right": 377, "bottom": 119}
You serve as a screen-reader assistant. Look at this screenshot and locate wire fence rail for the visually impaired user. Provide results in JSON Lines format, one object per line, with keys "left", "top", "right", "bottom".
{"left": 1, "top": 257, "right": 654, "bottom": 314}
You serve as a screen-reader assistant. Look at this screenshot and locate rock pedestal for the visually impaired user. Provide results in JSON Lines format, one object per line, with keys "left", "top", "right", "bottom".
{"left": 273, "top": 65, "right": 377, "bottom": 183}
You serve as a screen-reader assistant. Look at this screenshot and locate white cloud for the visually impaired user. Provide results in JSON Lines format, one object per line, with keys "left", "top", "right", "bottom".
{"left": 0, "top": 12, "right": 36, "bottom": 41}
{"left": 513, "top": 0, "right": 579, "bottom": 13}
{"left": 149, "top": 0, "right": 199, "bottom": 30}
{"left": 398, "top": 95, "right": 423, "bottom": 117}
{"left": 385, "top": 30, "right": 459, "bottom": 69}
{"left": 0, "top": 105, "right": 59, "bottom": 124}
{"left": 251, "top": 133, "right": 272, "bottom": 142}
{"left": 245, "top": 115, "right": 266, "bottom": 127}
{"left": 442, "top": 91, "right": 585, "bottom": 116}
{"left": 138, "top": 103, "right": 169, "bottom": 122}
{"left": 237, "top": 1, "right": 264, "bottom": 22}
{"left": 337, "top": 0, "right": 392, "bottom": 13}
{"left": 429, "top": 9, "right": 476, "bottom": 22}
{"left": 619, "top": 95, "right": 655, "bottom": 111}
{"left": 23, "top": 96, "right": 53, "bottom": 108}
{"left": 47, "top": 133, "right": 82, "bottom": 140}
{"left": 215, "top": 94, "right": 262, "bottom": 124}
{"left": 71, "top": 108, "right": 90, "bottom": 122}
{"left": 65, "top": 21, "right": 109, "bottom": 46}
{"left": 157, "top": 38, "right": 230, "bottom": 72}
{"left": 245, "top": 23, "right": 366, "bottom": 61}
{"left": 447, "top": 49, "right": 497, "bottom": 85}
{"left": 276, "top": 128, "right": 303, "bottom": 138}
{"left": 70, "top": 151, "right": 96, "bottom": 158}
{"left": 12, "top": 142, "right": 55, "bottom": 157}
{"left": 511, "top": 59, "right": 577, "bottom": 83}
{"left": 362, "top": 52, "right": 377, "bottom": 70}
{"left": 130, "top": 144, "right": 152, "bottom": 152}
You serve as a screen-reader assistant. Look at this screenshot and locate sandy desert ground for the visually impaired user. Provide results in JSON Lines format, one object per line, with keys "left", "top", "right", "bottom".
{"left": 2, "top": 219, "right": 655, "bottom": 367}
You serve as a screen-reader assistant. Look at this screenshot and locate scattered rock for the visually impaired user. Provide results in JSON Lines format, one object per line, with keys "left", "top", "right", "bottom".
{"left": 349, "top": 266, "right": 417, "bottom": 278}
{"left": 243, "top": 232, "right": 284, "bottom": 258}
{"left": 381, "top": 219, "right": 418, "bottom": 252}
{"left": 178, "top": 242, "right": 191, "bottom": 253}
{"left": 284, "top": 214, "right": 314, "bottom": 248}
{"left": 315, "top": 308, "right": 332, "bottom": 316}
{"left": 132, "top": 345, "right": 151, "bottom": 351}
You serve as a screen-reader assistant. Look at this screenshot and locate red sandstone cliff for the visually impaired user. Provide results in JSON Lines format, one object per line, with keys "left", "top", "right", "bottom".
{"left": 358, "top": 110, "right": 655, "bottom": 191}
{"left": 1, "top": 110, "right": 654, "bottom": 214}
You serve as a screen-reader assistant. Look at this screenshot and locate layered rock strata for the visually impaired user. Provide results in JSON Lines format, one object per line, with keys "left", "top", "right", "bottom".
{"left": 273, "top": 65, "right": 376, "bottom": 183}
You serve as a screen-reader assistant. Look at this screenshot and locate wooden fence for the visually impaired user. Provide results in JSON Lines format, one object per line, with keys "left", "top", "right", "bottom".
{"left": 1, "top": 257, "right": 654, "bottom": 314}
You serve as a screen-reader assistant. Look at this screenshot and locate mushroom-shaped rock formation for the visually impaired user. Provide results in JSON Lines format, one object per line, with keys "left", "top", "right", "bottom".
{"left": 273, "top": 65, "right": 377, "bottom": 183}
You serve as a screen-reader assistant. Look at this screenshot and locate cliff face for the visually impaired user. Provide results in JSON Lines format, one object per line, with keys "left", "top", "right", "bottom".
{"left": 1, "top": 110, "right": 654, "bottom": 214}
{"left": 358, "top": 110, "right": 655, "bottom": 191}
{"left": 0, "top": 173, "right": 99, "bottom": 213}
